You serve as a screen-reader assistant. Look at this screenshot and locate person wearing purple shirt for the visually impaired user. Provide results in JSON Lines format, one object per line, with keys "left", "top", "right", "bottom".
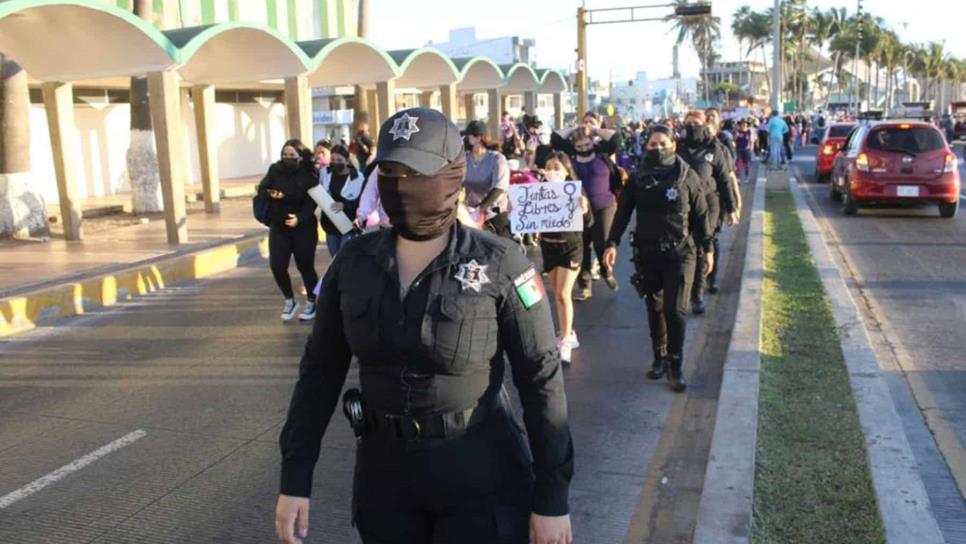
{"left": 569, "top": 126, "right": 619, "bottom": 299}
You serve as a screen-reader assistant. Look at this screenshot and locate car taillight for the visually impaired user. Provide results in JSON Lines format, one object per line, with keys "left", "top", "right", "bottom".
{"left": 944, "top": 153, "right": 958, "bottom": 174}
{"left": 822, "top": 144, "right": 835, "bottom": 155}
{"left": 856, "top": 153, "right": 870, "bottom": 172}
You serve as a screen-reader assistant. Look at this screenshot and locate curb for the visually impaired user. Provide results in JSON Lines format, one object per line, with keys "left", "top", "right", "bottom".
{"left": 0, "top": 232, "right": 270, "bottom": 338}
{"left": 692, "top": 174, "right": 766, "bottom": 544}
{"left": 788, "top": 177, "right": 944, "bottom": 543}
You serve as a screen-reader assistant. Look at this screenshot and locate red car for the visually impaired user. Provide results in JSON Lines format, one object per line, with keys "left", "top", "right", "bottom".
{"left": 814, "top": 122, "right": 857, "bottom": 182}
{"left": 829, "top": 120, "right": 961, "bottom": 218}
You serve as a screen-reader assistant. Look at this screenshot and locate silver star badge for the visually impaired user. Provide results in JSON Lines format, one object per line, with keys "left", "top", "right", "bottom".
{"left": 705, "top": 153, "right": 714, "bottom": 162}
{"left": 666, "top": 187, "right": 679, "bottom": 202}
{"left": 388, "top": 113, "right": 420, "bottom": 141}
{"left": 454, "top": 259, "right": 490, "bottom": 293}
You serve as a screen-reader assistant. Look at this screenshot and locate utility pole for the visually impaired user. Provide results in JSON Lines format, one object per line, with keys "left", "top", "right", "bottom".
{"left": 575, "top": 2, "right": 710, "bottom": 121}
{"left": 771, "top": 0, "right": 781, "bottom": 113}
{"left": 353, "top": 0, "right": 369, "bottom": 135}
{"left": 576, "top": 5, "right": 588, "bottom": 119}
{"left": 852, "top": 0, "right": 863, "bottom": 115}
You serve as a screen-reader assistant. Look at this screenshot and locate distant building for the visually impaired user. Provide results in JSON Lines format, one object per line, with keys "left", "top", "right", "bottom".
{"left": 701, "top": 61, "right": 769, "bottom": 104}
{"left": 607, "top": 72, "right": 697, "bottom": 119}
{"left": 429, "top": 27, "right": 536, "bottom": 66}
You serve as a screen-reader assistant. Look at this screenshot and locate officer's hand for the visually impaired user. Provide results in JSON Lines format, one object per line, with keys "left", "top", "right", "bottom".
{"left": 726, "top": 212, "right": 738, "bottom": 226}
{"left": 603, "top": 246, "right": 617, "bottom": 271}
{"left": 284, "top": 213, "right": 299, "bottom": 228}
{"left": 530, "top": 513, "right": 573, "bottom": 544}
{"left": 275, "top": 494, "right": 310, "bottom": 544}
{"left": 703, "top": 252, "right": 715, "bottom": 278}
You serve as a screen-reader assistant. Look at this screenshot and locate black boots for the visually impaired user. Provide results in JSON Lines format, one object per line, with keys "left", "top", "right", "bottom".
{"left": 667, "top": 355, "right": 687, "bottom": 392}
{"left": 646, "top": 348, "right": 667, "bottom": 380}
{"left": 692, "top": 298, "right": 706, "bottom": 315}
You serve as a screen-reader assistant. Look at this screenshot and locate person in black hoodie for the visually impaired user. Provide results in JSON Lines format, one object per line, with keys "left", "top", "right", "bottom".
{"left": 603, "top": 124, "right": 712, "bottom": 392}
{"left": 258, "top": 139, "right": 320, "bottom": 322}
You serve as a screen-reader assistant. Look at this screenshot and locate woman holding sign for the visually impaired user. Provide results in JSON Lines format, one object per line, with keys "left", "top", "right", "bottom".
{"left": 538, "top": 152, "right": 590, "bottom": 365}
{"left": 317, "top": 145, "right": 364, "bottom": 257}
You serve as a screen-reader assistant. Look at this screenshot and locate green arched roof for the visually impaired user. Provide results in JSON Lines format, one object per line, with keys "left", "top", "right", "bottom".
{"left": 0, "top": 0, "right": 569, "bottom": 91}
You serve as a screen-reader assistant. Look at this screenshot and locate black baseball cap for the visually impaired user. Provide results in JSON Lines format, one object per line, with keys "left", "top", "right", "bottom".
{"left": 373, "top": 108, "right": 463, "bottom": 176}
{"left": 461, "top": 120, "right": 487, "bottom": 137}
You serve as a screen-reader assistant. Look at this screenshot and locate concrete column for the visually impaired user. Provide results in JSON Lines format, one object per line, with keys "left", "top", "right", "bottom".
{"left": 487, "top": 88, "right": 501, "bottom": 139}
{"left": 500, "top": 93, "right": 510, "bottom": 116}
{"left": 366, "top": 88, "right": 379, "bottom": 138}
{"left": 375, "top": 79, "right": 396, "bottom": 140}
{"left": 524, "top": 91, "right": 538, "bottom": 116}
{"left": 147, "top": 70, "right": 188, "bottom": 245}
{"left": 440, "top": 83, "right": 458, "bottom": 121}
{"left": 419, "top": 90, "right": 434, "bottom": 109}
{"left": 553, "top": 93, "right": 565, "bottom": 130}
{"left": 284, "top": 75, "right": 312, "bottom": 144}
{"left": 41, "top": 82, "right": 83, "bottom": 241}
{"left": 463, "top": 93, "right": 476, "bottom": 122}
{"left": 191, "top": 85, "right": 220, "bottom": 214}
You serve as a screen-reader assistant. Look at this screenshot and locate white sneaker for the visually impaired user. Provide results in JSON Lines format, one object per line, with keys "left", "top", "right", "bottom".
{"left": 298, "top": 300, "right": 317, "bottom": 321}
{"left": 281, "top": 299, "right": 299, "bottom": 321}
{"left": 564, "top": 331, "right": 580, "bottom": 349}
{"left": 558, "top": 338, "right": 573, "bottom": 365}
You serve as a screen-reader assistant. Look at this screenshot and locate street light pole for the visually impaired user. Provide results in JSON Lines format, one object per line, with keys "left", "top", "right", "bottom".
{"left": 576, "top": 5, "right": 588, "bottom": 119}
{"left": 771, "top": 0, "right": 781, "bottom": 113}
{"left": 852, "top": 0, "right": 863, "bottom": 115}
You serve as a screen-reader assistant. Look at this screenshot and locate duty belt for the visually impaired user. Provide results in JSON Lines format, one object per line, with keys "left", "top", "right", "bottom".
{"left": 365, "top": 391, "right": 504, "bottom": 441}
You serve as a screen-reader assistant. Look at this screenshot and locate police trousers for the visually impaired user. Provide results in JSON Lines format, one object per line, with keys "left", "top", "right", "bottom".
{"left": 352, "top": 408, "right": 534, "bottom": 544}
{"left": 636, "top": 254, "right": 696, "bottom": 357}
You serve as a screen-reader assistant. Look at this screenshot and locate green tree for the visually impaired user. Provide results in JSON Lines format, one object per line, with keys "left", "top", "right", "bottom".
{"left": 667, "top": 0, "right": 722, "bottom": 102}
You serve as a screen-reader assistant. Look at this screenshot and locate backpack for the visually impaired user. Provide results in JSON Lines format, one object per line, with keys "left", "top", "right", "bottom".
{"left": 252, "top": 193, "right": 271, "bottom": 226}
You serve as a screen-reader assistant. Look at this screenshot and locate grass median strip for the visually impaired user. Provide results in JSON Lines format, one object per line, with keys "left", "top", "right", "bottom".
{"left": 753, "top": 181, "right": 885, "bottom": 544}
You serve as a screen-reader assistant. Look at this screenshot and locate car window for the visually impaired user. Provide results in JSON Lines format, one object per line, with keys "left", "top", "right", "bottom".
{"left": 866, "top": 127, "right": 945, "bottom": 154}
{"left": 845, "top": 127, "right": 865, "bottom": 157}
{"left": 828, "top": 125, "right": 855, "bottom": 138}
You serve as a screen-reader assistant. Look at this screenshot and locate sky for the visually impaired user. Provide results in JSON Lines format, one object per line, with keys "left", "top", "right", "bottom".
{"left": 368, "top": 0, "right": 966, "bottom": 85}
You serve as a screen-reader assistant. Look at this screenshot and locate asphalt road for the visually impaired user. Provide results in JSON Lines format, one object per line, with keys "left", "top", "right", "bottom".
{"left": 790, "top": 143, "right": 966, "bottom": 543}
{"left": 0, "top": 215, "right": 747, "bottom": 543}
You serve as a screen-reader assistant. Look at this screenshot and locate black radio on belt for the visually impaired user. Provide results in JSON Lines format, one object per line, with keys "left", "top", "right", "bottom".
{"left": 342, "top": 388, "right": 367, "bottom": 441}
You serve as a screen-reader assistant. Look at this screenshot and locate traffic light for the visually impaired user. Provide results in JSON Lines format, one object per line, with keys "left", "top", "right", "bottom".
{"left": 675, "top": 3, "right": 712, "bottom": 17}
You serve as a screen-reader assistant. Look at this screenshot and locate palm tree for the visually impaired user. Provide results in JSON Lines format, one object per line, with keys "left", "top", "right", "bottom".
{"left": 128, "top": 0, "right": 162, "bottom": 214}
{"left": 667, "top": 1, "right": 722, "bottom": 102}
{"left": 922, "top": 41, "right": 948, "bottom": 104}
{"left": 732, "top": 6, "right": 773, "bottom": 99}
{"left": 876, "top": 32, "right": 901, "bottom": 114}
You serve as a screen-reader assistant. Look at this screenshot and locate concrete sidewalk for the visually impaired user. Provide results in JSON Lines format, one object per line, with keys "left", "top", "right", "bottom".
{"left": 0, "top": 196, "right": 271, "bottom": 337}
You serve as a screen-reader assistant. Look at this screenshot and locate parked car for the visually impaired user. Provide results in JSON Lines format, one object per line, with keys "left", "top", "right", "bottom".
{"left": 813, "top": 122, "right": 856, "bottom": 182}
{"left": 829, "top": 120, "right": 961, "bottom": 218}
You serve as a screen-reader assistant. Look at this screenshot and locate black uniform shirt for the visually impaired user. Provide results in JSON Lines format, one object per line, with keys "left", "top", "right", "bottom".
{"left": 279, "top": 221, "right": 574, "bottom": 516}
{"left": 607, "top": 157, "right": 712, "bottom": 256}
{"left": 677, "top": 137, "right": 737, "bottom": 227}
{"left": 257, "top": 161, "right": 319, "bottom": 227}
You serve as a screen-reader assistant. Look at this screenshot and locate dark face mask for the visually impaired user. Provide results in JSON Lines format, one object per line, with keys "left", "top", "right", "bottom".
{"left": 576, "top": 148, "right": 595, "bottom": 158}
{"left": 685, "top": 124, "right": 709, "bottom": 144}
{"left": 328, "top": 162, "right": 348, "bottom": 174}
{"left": 463, "top": 137, "right": 474, "bottom": 151}
{"left": 281, "top": 158, "right": 299, "bottom": 172}
{"left": 378, "top": 155, "right": 466, "bottom": 241}
{"left": 645, "top": 147, "right": 676, "bottom": 167}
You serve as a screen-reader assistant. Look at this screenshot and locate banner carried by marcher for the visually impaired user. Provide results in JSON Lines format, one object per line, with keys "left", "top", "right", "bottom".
{"left": 508, "top": 180, "right": 583, "bottom": 234}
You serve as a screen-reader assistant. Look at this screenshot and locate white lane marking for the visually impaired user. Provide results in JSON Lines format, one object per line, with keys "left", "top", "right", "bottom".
{"left": 0, "top": 429, "right": 147, "bottom": 509}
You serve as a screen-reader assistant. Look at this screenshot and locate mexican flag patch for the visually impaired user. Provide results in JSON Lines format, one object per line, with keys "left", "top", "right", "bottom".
{"left": 514, "top": 268, "right": 546, "bottom": 309}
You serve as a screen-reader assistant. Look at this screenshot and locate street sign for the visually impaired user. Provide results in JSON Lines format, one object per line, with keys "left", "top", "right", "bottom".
{"left": 783, "top": 101, "right": 796, "bottom": 112}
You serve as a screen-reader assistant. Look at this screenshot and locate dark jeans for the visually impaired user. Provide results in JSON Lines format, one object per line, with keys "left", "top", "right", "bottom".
{"left": 637, "top": 254, "right": 696, "bottom": 357}
{"left": 579, "top": 204, "right": 617, "bottom": 287}
{"left": 353, "top": 409, "right": 533, "bottom": 543}
{"left": 269, "top": 223, "right": 319, "bottom": 301}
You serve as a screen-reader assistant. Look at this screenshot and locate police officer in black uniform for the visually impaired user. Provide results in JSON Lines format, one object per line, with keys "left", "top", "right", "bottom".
{"left": 677, "top": 110, "right": 737, "bottom": 315}
{"left": 603, "top": 124, "right": 712, "bottom": 392}
{"left": 275, "top": 108, "right": 574, "bottom": 544}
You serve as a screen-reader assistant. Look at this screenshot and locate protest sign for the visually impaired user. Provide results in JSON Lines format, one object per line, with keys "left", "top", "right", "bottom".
{"left": 508, "top": 180, "right": 583, "bottom": 235}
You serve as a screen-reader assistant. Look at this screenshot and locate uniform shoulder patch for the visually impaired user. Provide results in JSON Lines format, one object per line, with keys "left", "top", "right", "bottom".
{"left": 513, "top": 267, "right": 546, "bottom": 309}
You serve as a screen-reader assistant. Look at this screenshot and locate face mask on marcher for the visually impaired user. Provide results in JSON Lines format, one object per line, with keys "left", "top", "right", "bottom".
{"left": 685, "top": 125, "right": 709, "bottom": 143}
{"left": 377, "top": 156, "right": 466, "bottom": 241}
{"left": 645, "top": 147, "right": 676, "bottom": 167}
{"left": 544, "top": 169, "right": 566, "bottom": 182}
{"left": 281, "top": 158, "right": 299, "bottom": 171}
